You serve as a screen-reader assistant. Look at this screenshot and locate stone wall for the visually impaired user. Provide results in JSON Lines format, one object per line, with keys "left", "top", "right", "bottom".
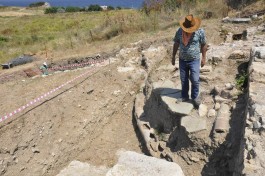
{"left": 242, "top": 46, "right": 265, "bottom": 175}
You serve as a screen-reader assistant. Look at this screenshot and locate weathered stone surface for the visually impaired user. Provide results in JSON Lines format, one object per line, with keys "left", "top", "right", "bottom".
{"left": 107, "top": 151, "right": 184, "bottom": 176}
{"left": 253, "top": 121, "right": 261, "bottom": 129}
{"left": 215, "top": 103, "right": 221, "bottom": 110}
{"left": 181, "top": 116, "right": 207, "bottom": 133}
{"left": 135, "top": 93, "right": 145, "bottom": 118}
{"left": 57, "top": 161, "right": 109, "bottom": 176}
{"left": 208, "top": 109, "right": 216, "bottom": 118}
{"left": 225, "top": 83, "right": 234, "bottom": 90}
{"left": 152, "top": 80, "right": 180, "bottom": 95}
{"left": 249, "top": 82, "right": 265, "bottom": 105}
{"left": 199, "top": 104, "right": 208, "bottom": 117}
{"left": 221, "top": 90, "right": 232, "bottom": 99}
{"left": 200, "top": 65, "right": 212, "bottom": 73}
{"left": 228, "top": 50, "right": 247, "bottom": 60}
{"left": 161, "top": 93, "right": 193, "bottom": 116}
{"left": 215, "top": 96, "right": 232, "bottom": 103}
{"left": 253, "top": 46, "right": 265, "bottom": 60}
{"left": 214, "top": 103, "right": 231, "bottom": 133}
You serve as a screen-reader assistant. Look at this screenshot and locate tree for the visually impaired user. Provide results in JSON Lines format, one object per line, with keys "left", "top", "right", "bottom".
{"left": 107, "top": 6, "right": 115, "bottom": 10}
{"left": 29, "top": 1, "right": 45, "bottom": 7}
{"left": 45, "top": 7, "right": 58, "bottom": 14}
{"left": 87, "top": 4, "right": 102, "bottom": 11}
{"left": 65, "top": 6, "right": 81, "bottom": 12}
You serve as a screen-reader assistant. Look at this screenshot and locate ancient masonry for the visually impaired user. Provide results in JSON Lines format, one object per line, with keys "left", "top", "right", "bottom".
{"left": 243, "top": 46, "right": 265, "bottom": 175}
{"left": 134, "top": 25, "right": 265, "bottom": 175}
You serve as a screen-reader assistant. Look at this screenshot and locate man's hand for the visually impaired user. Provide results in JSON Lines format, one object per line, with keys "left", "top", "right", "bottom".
{"left": 172, "top": 57, "right": 175, "bottom": 66}
{"left": 201, "top": 57, "right": 206, "bottom": 68}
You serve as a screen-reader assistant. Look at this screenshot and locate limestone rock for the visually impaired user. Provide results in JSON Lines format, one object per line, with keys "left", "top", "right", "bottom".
{"left": 161, "top": 93, "right": 193, "bottom": 116}
{"left": 57, "top": 161, "right": 109, "bottom": 176}
{"left": 199, "top": 104, "right": 208, "bottom": 117}
{"left": 181, "top": 116, "right": 207, "bottom": 133}
{"left": 135, "top": 93, "right": 145, "bottom": 118}
{"left": 208, "top": 109, "right": 216, "bottom": 118}
{"left": 225, "top": 83, "right": 234, "bottom": 90}
{"left": 200, "top": 65, "right": 212, "bottom": 73}
{"left": 253, "top": 121, "right": 261, "bottom": 129}
{"left": 107, "top": 151, "right": 184, "bottom": 176}
{"left": 215, "top": 96, "right": 232, "bottom": 103}
{"left": 228, "top": 50, "right": 247, "bottom": 60}
{"left": 221, "top": 90, "right": 232, "bottom": 99}
{"left": 215, "top": 103, "right": 221, "bottom": 110}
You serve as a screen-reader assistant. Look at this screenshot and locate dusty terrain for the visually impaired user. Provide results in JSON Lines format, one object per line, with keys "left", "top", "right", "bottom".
{"left": 0, "top": 10, "right": 264, "bottom": 176}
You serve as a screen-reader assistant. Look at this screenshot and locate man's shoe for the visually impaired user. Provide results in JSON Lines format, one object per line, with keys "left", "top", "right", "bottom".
{"left": 192, "top": 98, "right": 201, "bottom": 109}
{"left": 176, "top": 98, "right": 189, "bottom": 103}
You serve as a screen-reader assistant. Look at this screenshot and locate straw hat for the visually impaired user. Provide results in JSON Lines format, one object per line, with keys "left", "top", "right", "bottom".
{"left": 179, "top": 14, "right": 201, "bottom": 33}
{"left": 43, "top": 62, "right": 47, "bottom": 66}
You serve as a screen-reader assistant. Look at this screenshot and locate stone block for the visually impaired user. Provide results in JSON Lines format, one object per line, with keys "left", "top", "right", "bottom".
{"left": 228, "top": 50, "right": 247, "bottom": 60}
{"left": 107, "top": 151, "right": 184, "bottom": 176}
{"left": 253, "top": 46, "right": 265, "bottom": 60}
{"left": 181, "top": 116, "right": 207, "bottom": 133}
{"left": 161, "top": 93, "right": 193, "bottom": 116}
{"left": 253, "top": 121, "right": 261, "bottom": 129}
{"left": 199, "top": 104, "right": 208, "bottom": 117}
{"left": 57, "top": 161, "right": 109, "bottom": 176}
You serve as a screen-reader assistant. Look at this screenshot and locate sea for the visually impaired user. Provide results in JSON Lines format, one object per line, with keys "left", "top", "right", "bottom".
{"left": 0, "top": 0, "right": 144, "bottom": 9}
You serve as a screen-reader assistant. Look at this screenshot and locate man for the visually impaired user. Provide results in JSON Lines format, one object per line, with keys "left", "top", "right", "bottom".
{"left": 172, "top": 14, "right": 207, "bottom": 108}
{"left": 40, "top": 62, "right": 49, "bottom": 75}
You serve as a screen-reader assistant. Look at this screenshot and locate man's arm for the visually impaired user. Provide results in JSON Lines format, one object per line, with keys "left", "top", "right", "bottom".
{"left": 172, "top": 42, "right": 179, "bottom": 66}
{"left": 201, "top": 43, "right": 207, "bottom": 67}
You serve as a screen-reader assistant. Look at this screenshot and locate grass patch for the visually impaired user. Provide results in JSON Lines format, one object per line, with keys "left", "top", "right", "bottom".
{"left": 236, "top": 71, "right": 248, "bottom": 90}
{"left": 0, "top": 1, "right": 229, "bottom": 63}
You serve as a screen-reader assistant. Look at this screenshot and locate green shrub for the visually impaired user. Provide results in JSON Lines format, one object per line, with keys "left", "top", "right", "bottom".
{"left": 29, "top": 2, "right": 45, "bottom": 7}
{"left": 236, "top": 71, "right": 248, "bottom": 90}
{"left": 87, "top": 5, "right": 102, "bottom": 11}
{"left": 65, "top": 6, "right": 81, "bottom": 13}
{"left": 45, "top": 7, "right": 59, "bottom": 14}
{"left": 107, "top": 6, "right": 115, "bottom": 10}
{"left": 0, "top": 36, "right": 8, "bottom": 42}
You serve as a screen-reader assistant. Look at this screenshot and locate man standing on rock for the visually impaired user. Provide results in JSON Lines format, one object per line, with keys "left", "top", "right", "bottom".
{"left": 172, "top": 14, "right": 207, "bottom": 108}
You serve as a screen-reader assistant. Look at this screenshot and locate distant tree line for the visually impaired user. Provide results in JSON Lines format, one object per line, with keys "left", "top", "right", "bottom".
{"left": 44, "top": 4, "right": 122, "bottom": 14}
{"left": 29, "top": 1, "right": 45, "bottom": 7}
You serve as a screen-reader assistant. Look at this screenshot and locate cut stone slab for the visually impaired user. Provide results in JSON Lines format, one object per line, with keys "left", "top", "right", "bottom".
{"left": 181, "top": 116, "right": 207, "bottom": 133}
{"left": 106, "top": 151, "right": 184, "bottom": 176}
{"left": 161, "top": 92, "right": 193, "bottom": 116}
{"left": 57, "top": 160, "right": 109, "bottom": 176}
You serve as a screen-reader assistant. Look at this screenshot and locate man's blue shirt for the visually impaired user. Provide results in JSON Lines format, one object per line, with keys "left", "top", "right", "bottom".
{"left": 174, "top": 28, "right": 206, "bottom": 61}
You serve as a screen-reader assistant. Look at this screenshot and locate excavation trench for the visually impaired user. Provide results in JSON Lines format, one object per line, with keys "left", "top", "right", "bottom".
{"left": 134, "top": 46, "right": 250, "bottom": 175}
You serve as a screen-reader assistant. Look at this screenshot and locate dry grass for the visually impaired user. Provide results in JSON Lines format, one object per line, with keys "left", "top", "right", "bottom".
{"left": 0, "top": 1, "right": 239, "bottom": 64}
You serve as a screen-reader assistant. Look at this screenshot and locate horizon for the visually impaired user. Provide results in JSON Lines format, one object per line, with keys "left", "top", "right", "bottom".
{"left": 0, "top": 0, "right": 144, "bottom": 8}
